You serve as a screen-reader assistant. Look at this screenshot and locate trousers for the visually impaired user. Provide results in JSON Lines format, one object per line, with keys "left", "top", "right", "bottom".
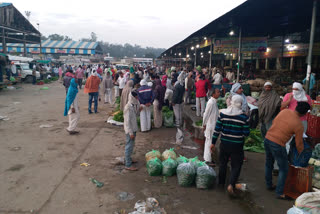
{"left": 88, "top": 92, "right": 99, "bottom": 113}
{"left": 173, "top": 104, "right": 183, "bottom": 127}
{"left": 219, "top": 142, "right": 244, "bottom": 188}
{"left": 104, "top": 88, "right": 113, "bottom": 104}
{"left": 153, "top": 100, "right": 163, "bottom": 128}
{"left": 196, "top": 97, "right": 206, "bottom": 117}
{"left": 125, "top": 132, "right": 136, "bottom": 167}
{"left": 140, "top": 105, "right": 152, "bottom": 132}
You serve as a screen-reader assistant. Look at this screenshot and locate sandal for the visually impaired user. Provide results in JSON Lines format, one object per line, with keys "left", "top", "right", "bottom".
{"left": 235, "top": 183, "right": 247, "bottom": 191}
{"left": 276, "top": 195, "right": 292, "bottom": 201}
{"left": 125, "top": 166, "right": 138, "bottom": 171}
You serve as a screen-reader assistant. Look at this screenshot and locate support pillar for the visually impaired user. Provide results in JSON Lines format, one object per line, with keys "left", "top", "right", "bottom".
{"left": 265, "top": 58, "right": 269, "bottom": 70}
{"left": 256, "top": 59, "right": 259, "bottom": 70}
{"left": 290, "top": 57, "right": 294, "bottom": 71}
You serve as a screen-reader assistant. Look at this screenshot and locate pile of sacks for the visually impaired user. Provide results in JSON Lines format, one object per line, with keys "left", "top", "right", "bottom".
{"left": 246, "top": 79, "right": 285, "bottom": 95}
{"left": 145, "top": 149, "right": 216, "bottom": 189}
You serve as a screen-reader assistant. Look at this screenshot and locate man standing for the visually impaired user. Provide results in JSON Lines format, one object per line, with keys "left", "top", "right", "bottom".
{"left": 84, "top": 70, "right": 101, "bottom": 114}
{"left": 64, "top": 78, "right": 80, "bottom": 135}
{"left": 102, "top": 71, "right": 114, "bottom": 104}
{"left": 75, "top": 65, "right": 84, "bottom": 89}
{"left": 213, "top": 71, "right": 223, "bottom": 85}
{"left": 184, "top": 71, "right": 194, "bottom": 104}
{"left": 264, "top": 102, "right": 310, "bottom": 200}
{"left": 202, "top": 88, "right": 220, "bottom": 165}
{"left": 211, "top": 95, "right": 250, "bottom": 195}
{"left": 97, "top": 65, "right": 103, "bottom": 76}
{"left": 172, "top": 79, "right": 185, "bottom": 127}
{"left": 118, "top": 71, "right": 126, "bottom": 97}
{"left": 195, "top": 74, "right": 208, "bottom": 117}
{"left": 124, "top": 91, "right": 141, "bottom": 171}
{"left": 137, "top": 79, "right": 154, "bottom": 132}
{"left": 32, "top": 64, "right": 37, "bottom": 85}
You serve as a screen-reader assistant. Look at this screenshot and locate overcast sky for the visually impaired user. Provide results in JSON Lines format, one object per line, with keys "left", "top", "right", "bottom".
{"left": 12, "top": 0, "right": 246, "bottom": 48}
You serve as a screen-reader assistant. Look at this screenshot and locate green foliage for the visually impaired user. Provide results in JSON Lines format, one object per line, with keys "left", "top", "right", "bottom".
{"left": 113, "top": 111, "right": 124, "bottom": 122}
{"left": 146, "top": 158, "right": 162, "bottom": 176}
{"left": 244, "top": 129, "right": 265, "bottom": 153}
{"left": 217, "top": 97, "right": 227, "bottom": 109}
{"left": 195, "top": 120, "right": 203, "bottom": 127}
{"left": 162, "top": 157, "right": 178, "bottom": 177}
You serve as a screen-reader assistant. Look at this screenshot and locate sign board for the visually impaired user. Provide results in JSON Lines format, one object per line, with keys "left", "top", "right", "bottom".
{"left": 213, "top": 37, "right": 267, "bottom": 54}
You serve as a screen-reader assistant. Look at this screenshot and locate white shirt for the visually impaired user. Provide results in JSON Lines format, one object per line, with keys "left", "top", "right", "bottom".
{"left": 202, "top": 97, "right": 219, "bottom": 138}
{"left": 213, "top": 73, "right": 222, "bottom": 85}
{"left": 118, "top": 76, "right": 126, "bottom": 89}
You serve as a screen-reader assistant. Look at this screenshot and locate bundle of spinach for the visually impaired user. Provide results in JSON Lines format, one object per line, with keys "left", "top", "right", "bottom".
{"left": 113, "top": 111, "right": 124, "bottom": 122}
{"left": 244, "top": 129, "right": 265, "bottom": 153}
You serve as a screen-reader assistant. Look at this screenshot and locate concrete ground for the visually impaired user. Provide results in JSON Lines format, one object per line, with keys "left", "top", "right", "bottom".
{"left": 0, "top": 81, "right": 293, "bottom": 214}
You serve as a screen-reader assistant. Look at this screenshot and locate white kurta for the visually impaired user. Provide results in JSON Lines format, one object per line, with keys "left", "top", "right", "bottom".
{"left": 67, "top": 94, "right": 80, "bottom": 132}
{"left": 140, "top": 105, "right": 152, "bottom": 132}
{"left": 202, "top": 97, "right": 219, "bottom": 162}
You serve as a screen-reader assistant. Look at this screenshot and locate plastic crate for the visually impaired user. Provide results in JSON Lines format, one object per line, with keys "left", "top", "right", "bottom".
{"left": 284, "top": 165, "right": 314, "bottom": 199}
{"left": 307, "top": 113, "right": 320, "bottom": 138}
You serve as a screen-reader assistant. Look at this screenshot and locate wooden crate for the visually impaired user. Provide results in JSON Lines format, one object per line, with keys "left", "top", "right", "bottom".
{"left": 284, "top": 165, "right": 314, "bottom": 199}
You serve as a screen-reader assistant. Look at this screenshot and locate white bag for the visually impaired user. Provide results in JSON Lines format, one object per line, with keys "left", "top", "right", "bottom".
{"left": 176, "top": 128, "right": 184, "bottom": 144}
{"left": 295, "top": 192, "right": 320, "bottom": 214}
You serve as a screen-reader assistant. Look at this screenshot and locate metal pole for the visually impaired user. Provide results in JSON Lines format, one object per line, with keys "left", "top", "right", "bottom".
{"left": 306, "top": 0, "right": 317, "bottom": 95}
{"left": 23, "top": 33, "right": 27, "bottom": 56}
{"left": 2, "top": 28, "right": 6, "bottom": 54}
{"left": 194, "top": 49, "right": 197, "bottom": 68}
{"left": 209, "top": 42, "right": 213, "bottom": 70}
{"left": 237, "top": 27, "right": 242, "bottom": 83}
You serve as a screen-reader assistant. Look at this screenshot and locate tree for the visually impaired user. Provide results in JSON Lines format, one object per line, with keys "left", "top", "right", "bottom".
{"left": 90, "top": 32, "right": 97, "bottom": 42}
{"left": 25, "top": 11, "right": 31, "bottom": 21}
{"left": 64, "top": 36, "right": 72, "bottom": 41}
{"left": 48, "top": 34, "right": 64, "bottom": 41}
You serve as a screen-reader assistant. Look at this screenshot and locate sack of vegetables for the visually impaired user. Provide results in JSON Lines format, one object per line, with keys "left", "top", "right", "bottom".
{"left": 189, "top": 157, "right": 202, "bottom": 171}
{"left": 176, "top": 155, "right": 189, "bottom": 165}
{"left": 146, "top": 158, "right": 162, "bottom": 176}
{"left": 177, "top": 162, "right": 196, "bottom": 187}
{"left": 162, "top": 106, "right": 174, "bottom": 127}
{"left": 162, "top": 157, "right": 178, "bottom": 176}
{"left": 196, "top": 164, "right": 217, "bottom": 189}
{"left": 145, "top": 150, "right": 161, "bottom": 162}
{"left": 162, "top": 148, "right": 177, "bottom": 161}
{"left": 113, "top": 111, "right": 124, "bottom": 122}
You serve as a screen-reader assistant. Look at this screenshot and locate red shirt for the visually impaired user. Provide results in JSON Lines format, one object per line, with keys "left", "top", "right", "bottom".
{"left": 97, "top": 67, "right": 103, "bottom": 75}
{"left": 195, "top": 79, "right": 207, "bottom": 98}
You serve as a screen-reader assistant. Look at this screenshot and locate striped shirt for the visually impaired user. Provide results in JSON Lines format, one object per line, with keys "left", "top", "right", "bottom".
{"left": 212, "top": 112, "right": 250, "bottom": 145}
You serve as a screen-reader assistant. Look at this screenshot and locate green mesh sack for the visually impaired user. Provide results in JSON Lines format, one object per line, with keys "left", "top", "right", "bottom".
{"left": 177, "top": 162, "right": 196, "bottom": 187}
{"left": 189, "top": 157, "right": 202, "bottom": 171}
{"left": 146, "top": 158, "right": 162, "bottom": 176}
{"left": 145, "top": 150, "right": 161, "bottom": 162}
{"left": 162, "top": 157, "right": 178, "bottom": 176}
{"left": 162, "top": 148, "right": 177, "bottom": 161}
{"left": 196, "top": 165, "right": 217, "bottom": 189}
{"left": 176, "top": 155, "right": 188, "bottom": 165}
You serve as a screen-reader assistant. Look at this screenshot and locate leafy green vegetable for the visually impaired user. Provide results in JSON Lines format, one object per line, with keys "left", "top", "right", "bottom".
{"left": 113, "top": 111, "right": 124, "bottom": 122}
{"left": 115, "top": 96, "right": 121, "bottom": 105}
{"left": 244, "top": 129, "right": 265, "bottom": 153}
{"left": 195, "top": 120, "right": 203, "bottom": 127}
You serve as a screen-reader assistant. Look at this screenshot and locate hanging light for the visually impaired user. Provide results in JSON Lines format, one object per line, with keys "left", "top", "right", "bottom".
{"left": 229, "top": 30, "right": 235, "bottom": 36}
{"left": 179, "top": 53, "right": 181, "bottom": 56}
{"left": 187, "top": 54, "right": 190, "bottom": 57}
{"left": 285, "top": 39, "right": 290, "bottom": 43}
{"left": 204, "top": 37, "right": 207, "bottom": 40}
{"left": 196, "top": 44, "right": 200, "bottom": 48}
{"left": 201, "top": 55, "right": 204, "bottom": 58}
{"left": 191, "top": 46, "right": 195, "bottom": 50}
{"left": 208, "top": 51, "right": 211, "bottom": 54}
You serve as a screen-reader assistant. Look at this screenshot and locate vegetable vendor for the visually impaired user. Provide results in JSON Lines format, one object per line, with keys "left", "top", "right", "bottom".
{"left": 227, "top": 83, "right": 249, "bottom": 115}
{"left": 202, "top": 88, "right": 220, "bottom": 166}
{"left": 264, "top": 102, "right": 310, "bottom": 200}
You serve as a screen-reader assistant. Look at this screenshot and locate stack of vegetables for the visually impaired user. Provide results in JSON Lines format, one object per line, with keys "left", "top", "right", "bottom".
{"left": 112, "top": 97, "right": 123, "bottom": 122}
{"left": 309, "top": 144, "right": 320, "bottom": 188}
{"left": 145, "top": 150, "right": 216, "bottom": 189}
{"left": 244, "top": 129, "right": 265, "bottom": 153}
{"left": 162, "top": 106, "right": 174, "bottom": 127}
{"left": 217, "top": 92, "right": 229, "bottom": 109}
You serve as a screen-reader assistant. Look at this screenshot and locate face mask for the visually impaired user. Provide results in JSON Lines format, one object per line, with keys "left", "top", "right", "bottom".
{"left": 293, "top": 90, "right": 300, "bottom": 96}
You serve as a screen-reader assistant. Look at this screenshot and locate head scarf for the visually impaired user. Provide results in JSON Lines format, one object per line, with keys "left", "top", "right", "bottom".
{"left": 264, "top": 82, "right": 272, "bottom": 87}
{"left": 292, "top": 82, "right": 308, "bottom": 101}
{"left": 120, "top": 80, "right": 134, "bottom": 111}
{"left": 230, "top": 83, "right": 248, "bottom": 112}
{"left": 221, "top": 95, "right": 243, "bottom": 116}
{"left": 154, "top": 79, "right": 165, "bottom": 110}
{"left": 140, "top": 79, "right": 147, "bottom": 86}
{"left": 130, "top": 67, "right": 135, "bottom": 74}
{"left": 64, "top": 78, "right": 78, "bottom": 116}
{"left": 161, "top": 75, "right": 168, "bottom": 87}
{"left": 91, "top": 69, "right": 97, "bottom": 76}
{"left": 126, "top": 92, "right": 140, "bottom": 115}
{"left": 258, "top": 85, "right": 281, "bottom": 123}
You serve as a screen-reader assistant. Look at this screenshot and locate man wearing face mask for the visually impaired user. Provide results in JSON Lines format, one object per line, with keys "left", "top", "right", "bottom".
{"left": 281, "top": 82, "right": 312, "bottom": 132}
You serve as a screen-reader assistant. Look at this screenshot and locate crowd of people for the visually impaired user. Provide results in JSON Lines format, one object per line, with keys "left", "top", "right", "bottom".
{"left": 62, "top": 63, "right": 316, "bottom": 198}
